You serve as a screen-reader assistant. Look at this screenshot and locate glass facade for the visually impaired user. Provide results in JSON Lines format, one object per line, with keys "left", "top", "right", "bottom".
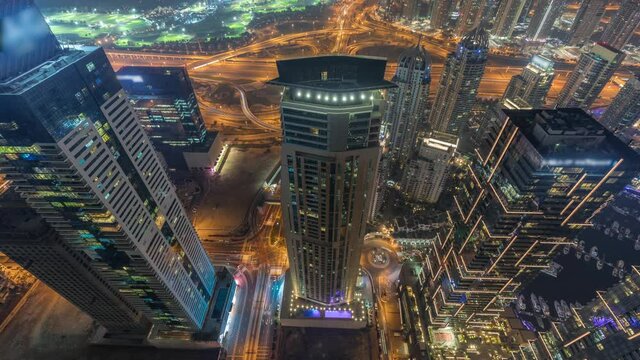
{"left": 0, "top": 46, "right": 216, "bottom": 332}
{"left": 420, "top": 109, "right": 640, "bottom": 328}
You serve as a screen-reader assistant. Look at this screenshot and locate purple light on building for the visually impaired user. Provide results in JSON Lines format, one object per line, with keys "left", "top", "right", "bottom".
{"left": 592, "top": 316, "right": 616, "bottom": 329}
{"left": 303, "top": 309, "right": 321, "bottom": 318}
{"left": 325, "top": 310, "right": 352, "bottom": 319}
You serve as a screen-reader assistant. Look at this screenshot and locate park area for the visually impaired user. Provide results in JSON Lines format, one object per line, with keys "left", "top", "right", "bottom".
{"left": 41, "top": 0, "right": 324, "bottom": 47}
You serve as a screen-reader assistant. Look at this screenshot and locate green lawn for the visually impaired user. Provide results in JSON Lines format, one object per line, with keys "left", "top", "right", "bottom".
{"left": 43, "top": 0, "right": 324, "bottom": 46}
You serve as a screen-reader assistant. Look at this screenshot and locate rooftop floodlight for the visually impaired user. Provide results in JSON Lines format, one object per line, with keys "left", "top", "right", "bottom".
{"left": 350, "top": 94, "right": 355, "bottom": 101}
{"left": 305, "top": 92, "right": 311, "bottom": 98}
{"left": 332, "top": 96, "right": 338, "bottom": 102}
{"left": 342, "top": 95, "right": 347, "bottom": 102}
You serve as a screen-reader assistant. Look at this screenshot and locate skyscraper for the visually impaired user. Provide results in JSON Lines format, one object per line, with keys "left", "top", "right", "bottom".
{"left": 384, "top": 45, "right": 431, "bottom": 165}
{"left": 600, "top": 0, "right": 640, "bottom": 50}
{"left": 502, "top": 55, "right": 555, "bottom": 107}
{"left": 117, "top": 66, "right": 207, "bottom": 150}
{"left": 0, "top": 1, "right": 216, "bottom": 334}
{"left": 421, "top": 109, "right": 640, "bottom": 327}
{"left": 430, "top": 0, "right": 452, "bottom": 30}
{"left": 268, "top": 56, "right": 394, "bottom": 305}
{"left": 526, "top": 0, "right": 564, "bottom": 41}
{"left": 556, "top": 43, "right": 625, "bottom": 109}
{"left": 429, "top": 27, "right": 489, "bottom": 134}
{"left": 491, "top": 0, "right": 527, "bottom": 38}
{"left": 400, "top": 132, "right": 457, "bottom": 203}
{"left": 528, "top": 266, "right": 640, "bottom": 359}
{"left": 455, "top": 0, "right": 488, "bottom": 37}
{"left": 599, "top": 74, "right": 640, "bottom": 132}
{"left": 569, "top": 0, "right": 606, "bottom": 46}
{"left": 0, "top": 191, "right": 149, "bottom": 334}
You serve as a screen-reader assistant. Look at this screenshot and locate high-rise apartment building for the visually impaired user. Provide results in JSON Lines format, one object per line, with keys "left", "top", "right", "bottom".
{"left": 526, "top": 0, "right": 564, "bottom": 41}
{"left": 502, "top": 55, "right": 555, "bottom": 107}
{"left": 556, "top": 43, "right": 625, "bottom": 109}
{"left": 599, "top": 75, "right": 640, "bottom": 132}
{"left": 569, "top": 0, "right": 606, "bottom": 46}
{"left": 421, "top": 109, "right": 640, "bottom": 327}
{"left": 0, "top": 1, "right": 216, "bottom": 334}
{"left": 528, "top": 266, "right": 640, "bottom": 359}
{"left": 430, "top": 0, "right": 452, "bottom": 30}
{"left": 491, "top": 0, "right": 527, "bottom": 38}
{"left": 400, "top": 132, "right": 457, "bottom": 203}
{"left": 429, "top": 27, "right": 489, "bottom": 134}
{"left": 455, "top": 0, "right": 488, "bottom": 37}
{"left": 117, "top": 66, "right": 207, "bottom": 150}
{"left": 269, "top": 56, "right": 393, "bottom": 305}
{"left": 600, "top": 0, "right": 640, "bottom": 50}
{"left": 384, "top": 45, "right": 431, "bottom": 165}
{"left": 0, "top": 191, "right": 149, "bottom": 334}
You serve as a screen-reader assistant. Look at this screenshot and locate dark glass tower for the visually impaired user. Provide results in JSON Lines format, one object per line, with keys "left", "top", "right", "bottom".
{"left": 421, "top": 109, "right": 640, "bottom": 327}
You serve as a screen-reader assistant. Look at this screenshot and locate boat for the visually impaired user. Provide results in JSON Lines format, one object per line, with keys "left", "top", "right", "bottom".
{"left": 584, "top": 253, "right": 591, "bottom": 262}
{"left": 597, "top": 255, "right": 605, "bottom": 270}
{"left": 617, "top": 260, "right": 625, "bottom": 268}
{"left": 540, "top": 296, "right": 550, "bottom": 317}
{"left": 531, "top": 293, "right": 541, "bottom": 313}
{"left": 563, "top": 245, "right": 571, "bottom": 255}
{"left": 590, "top": 246, "right": 598, "bottom": 258}
{"left": 554, "top": 301, "right": 564, "bottom": 318}
{"left": 635, "top": 238, "right": 640, "bottom": 251}
{"left": 561, "top": 300, "right": 570, "bottom": 319}
{"left": 517, "top": 295, "right": 526, "bottom": 311}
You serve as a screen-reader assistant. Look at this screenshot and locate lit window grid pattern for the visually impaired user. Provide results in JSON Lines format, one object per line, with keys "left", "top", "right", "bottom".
{"left": 420, "top": 115, "right": 637, "bottom": 328}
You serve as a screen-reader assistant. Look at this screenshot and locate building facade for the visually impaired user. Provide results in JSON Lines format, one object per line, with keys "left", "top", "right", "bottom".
{"left": 527, "top": 266, "right": 640, "bottom": 359}
{"left": 420, "top": 109, "right": 640, "bottom": 328}
{"left": 455, "top": 0, "right": 488, "bottom": 37}
{"left": 491, "top": 0, "right": 527, "bottom": 38}
{"left": 0, "top": 7, "right": 216, "bottom": 334}
{"left": 600, "top": 0, "right": 640, "bottom": 50}
{"left": 400, "top": 132, "right": 458, "bottom": 204}
{"left": 556, "top": 43, "right": 625, "bottom": 109}
{"left": 502, "top": 55, "right": 555, "bottom": 108}
{"left": 116, "top": 66, "right": 207, "bottom": 150}
{"left": 429, "top": 27, "right": 489, "bottom": 134}
{"left": 0, "top": 191, "right": 149, "bottom": 335}
{"left": 526, "top": 0, "right": 564, "bottom": 41}
{"left": 599, "top": 75, "right": 640, "bottom": 133}
{"left": 269, "top": 56, "right": 393, "bottom": 305}
{"left": 569, "top": 0, "right": 606, "bottom": 46}
{"left": 384, "top": 45, "right": 431, "bottom": 166}
{"left": 430, "top": 0, "right": 452, "bottom": 30}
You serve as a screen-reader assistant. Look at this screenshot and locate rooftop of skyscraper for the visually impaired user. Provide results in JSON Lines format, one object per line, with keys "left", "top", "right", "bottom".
{"left": 268, "top": 55, "right": 396, "bottom": 91}
{"left": 502, "top": 108, "right": 640, "bottom": 163}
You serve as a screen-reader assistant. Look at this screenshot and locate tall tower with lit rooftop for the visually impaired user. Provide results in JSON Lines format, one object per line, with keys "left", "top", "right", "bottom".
{"left": 556, "top": 43, "right": 625, "bottom": 109}
{"left": 429, "top": 27, "right": 488, "bottom": 135}
{"left": 502, "top": 55, "right": 555, "bottom": 107}
{"left": 0, "top": 0, "right": 216, "bottom": 335}
{"left": 269, "top": 56, "right": 394, "bottom": 305}
{"left": 384, "top": 45, "right": 431, "bottom": 166}
{"left": 421, "top": 108, "right": 640, "bottom": 328}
